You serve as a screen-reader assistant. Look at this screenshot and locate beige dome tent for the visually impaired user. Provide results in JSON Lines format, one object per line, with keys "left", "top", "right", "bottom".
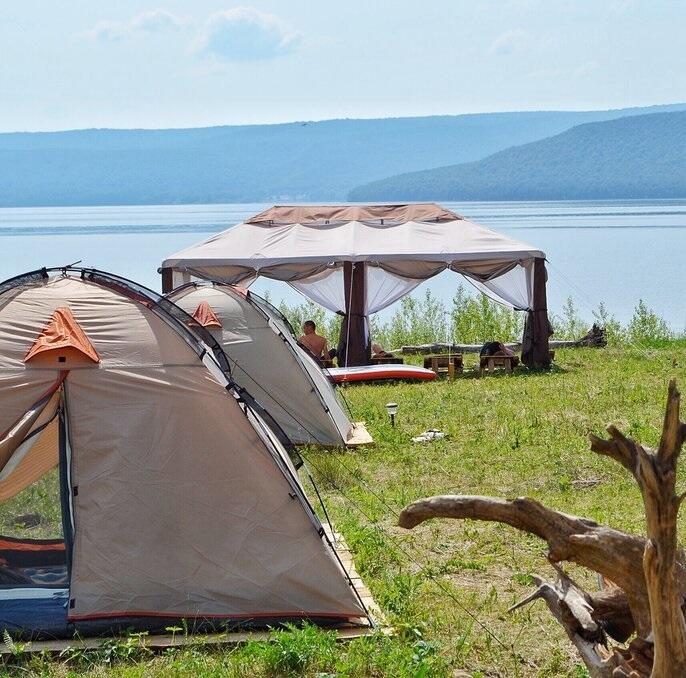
{"left": 0, "top": 268, "right": 369, "bottom": 639}
{"left": 166, "top": 282, "right": 356, "bottom": 447}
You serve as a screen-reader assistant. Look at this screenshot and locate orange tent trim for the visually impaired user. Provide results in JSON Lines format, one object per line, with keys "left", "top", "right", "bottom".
{"left": 191, "top": 301, "right": 222, "bottom": 328}
{"left": 25, "top": 307, "right": 100, "bottom": 365}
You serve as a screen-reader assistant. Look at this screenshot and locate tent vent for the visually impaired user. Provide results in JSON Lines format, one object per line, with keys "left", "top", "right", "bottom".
{"left": 25, "top": 307, "right": 100, "bottom": 367}
{"left": 191, "top": 301, "right": 222, "bottom": 329}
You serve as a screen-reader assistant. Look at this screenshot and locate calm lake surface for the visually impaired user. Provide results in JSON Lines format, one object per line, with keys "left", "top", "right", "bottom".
{"left": 1, "top": 200, "right": 685, "bottom": 328}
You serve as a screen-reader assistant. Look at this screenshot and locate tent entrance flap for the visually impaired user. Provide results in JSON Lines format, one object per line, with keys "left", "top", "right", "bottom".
{"left": 0, "top": 382, "right": 71, "bottom": 600}
{"left": 0, "top": 383, "right": 63, "bottom": 501}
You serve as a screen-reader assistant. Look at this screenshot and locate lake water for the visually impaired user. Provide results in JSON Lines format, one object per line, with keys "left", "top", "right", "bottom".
{"left": 1, "top": 200, "right": 685, "bottom": 328}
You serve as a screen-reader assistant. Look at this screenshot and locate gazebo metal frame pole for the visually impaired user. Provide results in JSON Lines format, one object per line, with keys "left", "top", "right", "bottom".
{"left": 338, "top": 262, "right": 370, "bottom": 367}
{"left": 161, "top": 267, "right": 173, "bottom": 293}
{"left": 521, "top": 257, "right": 551, "bottom": 369}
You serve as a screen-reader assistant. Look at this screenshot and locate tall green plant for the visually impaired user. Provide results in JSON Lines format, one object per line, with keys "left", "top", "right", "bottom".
{"left": 550, "top": 297, "right": 585, "bottom": 340}
{"left": 272, "top": 288, "right": 676, "bottom": 352}
{"left": 370, "top": 290, "right": 448, "bottom": 349}
{"left": 451, "top": 285, "right": 523, "bottom": 344}
{"left": 627, "top": 299, "right": 672, "bottom": 345}
{"left": 277, "top": 299, "right": 341, "bottom": 345}
{"left": 592, "top": 301, "right": 624, "bottom": 346}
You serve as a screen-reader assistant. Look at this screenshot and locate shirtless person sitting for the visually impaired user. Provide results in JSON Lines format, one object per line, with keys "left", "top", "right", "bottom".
{"left": 298, "top": 320, "right": 329, "bottom": 360}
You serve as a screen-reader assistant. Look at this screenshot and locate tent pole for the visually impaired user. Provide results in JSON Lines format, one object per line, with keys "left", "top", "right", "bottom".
{"left": 161, "top": 267, "right": 173, "bottom": 293}
{"left": 522, "top": 257, "right": 551, "bottom": 369}
{"left": 338, "top": 262, "right": 370, "bottom": 367}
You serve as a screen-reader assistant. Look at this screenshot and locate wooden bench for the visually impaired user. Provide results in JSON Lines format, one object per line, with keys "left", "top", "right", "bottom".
{"left": 424, "top": 354, "right": 464, "bottom": 377}
{"left": 479, "top": 354, "right": 519, "bottom": 375}
{"left": 371, "top": 356, "right": 404, "bottom": 365}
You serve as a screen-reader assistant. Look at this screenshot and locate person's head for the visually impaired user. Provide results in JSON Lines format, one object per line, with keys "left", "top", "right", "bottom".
{"left": 303, "top": 320, "right": 316, "bottom": 335}
{"left": 372, "top": 342, "right": 383, "bottom": 355}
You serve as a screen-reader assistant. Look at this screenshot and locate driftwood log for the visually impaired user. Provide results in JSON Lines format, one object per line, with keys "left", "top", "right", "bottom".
{"left": 395, "top": 323, "right": 607, "bottom": 355}
{"left": 399, "top": 379, "right": 685, "bottom": 677}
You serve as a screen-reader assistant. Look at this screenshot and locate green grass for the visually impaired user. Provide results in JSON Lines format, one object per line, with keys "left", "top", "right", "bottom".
{"left": 5, "top": 345, "right": 686, "bottom": 676}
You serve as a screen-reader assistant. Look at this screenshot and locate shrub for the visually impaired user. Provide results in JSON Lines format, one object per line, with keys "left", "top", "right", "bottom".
{"left": 626, "top": 299, "right": 672, "bottom": 345}
{"left": 273, "top": 286, "right": 677, "bottom": 352}
{"left": 550, "top": 297, "right": 585, "bottom": 340}
{"left": 277, "top": 299, "right": 341, "bottom": 346}
{"left": 371, "top": 290, "right": 448, "bottom": 349}
{"left": 450, "top": 285, "right": 523, "bottom": 344}
{"left": 592, "top": 302, "right": 624, "bottom": 346}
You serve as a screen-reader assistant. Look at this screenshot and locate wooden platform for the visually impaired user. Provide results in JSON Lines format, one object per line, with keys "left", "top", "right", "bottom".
{"left": 479, "top": 354, "right": 519, "bottom": 375}
{"left": 326, "top": 527, "right": 386, "bottom": 632}
{"left": 370, "top": 356, "right": 404, "bottom": 365}
{"left": 423, "top": 354, "right": 464, "bottom": 377}
{"left": 346, "top": 421, "right": 374, "bottom": 447}
{"left": 0, "top": 530, "right": 385, "bottom": 655}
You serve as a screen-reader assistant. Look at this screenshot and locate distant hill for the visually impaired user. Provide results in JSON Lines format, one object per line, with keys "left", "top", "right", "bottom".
{"left": 349, "top": 111, "right": 686, "bottom": 201}
{"left": 1, "top": 103, "right": 685, "bottom": 206}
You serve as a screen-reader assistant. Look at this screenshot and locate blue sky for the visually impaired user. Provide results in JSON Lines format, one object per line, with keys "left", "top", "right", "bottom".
{"left": 1, "top": 0, "right": 684, "bottom": 132}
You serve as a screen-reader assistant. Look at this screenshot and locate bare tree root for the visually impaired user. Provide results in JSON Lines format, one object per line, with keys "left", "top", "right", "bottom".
{"left": 399, "top": 380, "right": 686, "bottom": 678}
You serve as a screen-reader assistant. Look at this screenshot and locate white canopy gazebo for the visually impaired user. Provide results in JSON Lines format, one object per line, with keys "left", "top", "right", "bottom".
{"left": 161, "top": 204, "right": 551, "bottom": 368}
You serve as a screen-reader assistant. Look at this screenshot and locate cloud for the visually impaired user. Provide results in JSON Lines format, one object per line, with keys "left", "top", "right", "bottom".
{"left": 131, "top": 9, "right": 186, "bottom": 33}
{"left": 82, "top": 21, "right": 128, "bottom": 43}
{"left": 82, "top": 9, "right": 187, "bottom": 43}
{"left": 194, "top": 7, "right": 301, "bottom": 62}
{"left": 489, "top": 29, "right": 529, "bottom": 56}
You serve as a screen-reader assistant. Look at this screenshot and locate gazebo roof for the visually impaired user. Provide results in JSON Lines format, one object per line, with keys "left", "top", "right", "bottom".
{"left": 162, "top": 203, "right": 543, "bottom": 280}
{"left": 246, "top": 203, "right": 461, "bottom": 225}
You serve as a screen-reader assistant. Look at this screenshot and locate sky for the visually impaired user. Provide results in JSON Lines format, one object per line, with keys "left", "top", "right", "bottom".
{"left": 1, "top": 0, "right": 684, "bottom": 132}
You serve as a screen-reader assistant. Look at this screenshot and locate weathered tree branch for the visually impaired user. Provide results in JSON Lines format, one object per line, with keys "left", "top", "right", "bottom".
{"left": 636, "top": 380, "right": 686, "bottom": 676}
{"left": 398, "top": 494, "right": 650, "bottom": 635}
{"left": 399, "top": 380, "right": 686, "bottom": 677}
{"left": 508, "top": 565, "right": 620, "bottom": 678}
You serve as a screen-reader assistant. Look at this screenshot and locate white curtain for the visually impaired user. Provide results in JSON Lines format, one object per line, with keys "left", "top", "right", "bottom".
{"left": 290, "top": 264, "right": 424, "bottom": 316}
{"left": 463, "top": 260, "right": 534, "bottom": 311}
{"left": 289, "top": 258, "right": 535, "bottom": 316}
{"left": 290, "top": 267, "right": 345, "bottom": 313}
{"left": 365, "top": 265, "right": 424, "bottom": 314}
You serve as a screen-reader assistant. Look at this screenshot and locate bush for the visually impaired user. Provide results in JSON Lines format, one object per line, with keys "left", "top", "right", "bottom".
{"left": 550, "top": 297, "right": 585, "bottom": 341}
{"left": 450, "top": 285, "right": 523, "bottom": 344}
{"left": 274, "top": 287, "right": 677, "bottom": 352}
{"left": 592, "top": 302, "right": 624, "bottom": 346}
{"left": 370, "top": 290, "right": 448, "bottom": 349}
{"left": 277, "top": 298, "right": 341, "bottom": 346}
{"left": 627, "top": 299, "right": 672, "bottom": 345}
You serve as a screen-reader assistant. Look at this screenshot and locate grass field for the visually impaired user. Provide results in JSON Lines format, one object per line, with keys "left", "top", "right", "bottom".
{"left": 3, "top": 344, "right": 686, "bottom": 676}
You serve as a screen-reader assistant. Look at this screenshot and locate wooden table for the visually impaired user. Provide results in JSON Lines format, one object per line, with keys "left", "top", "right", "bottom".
{"left": 371, "top": 356, "right": 404, "bottom": 365}
{"left": 423, "top": 354, "right": 463, "bottom": 377}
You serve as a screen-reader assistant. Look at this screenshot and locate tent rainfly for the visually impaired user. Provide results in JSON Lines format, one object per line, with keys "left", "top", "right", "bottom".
{"left": 166, "top": 282, "right": 356, "bottom": 447}
{"left": 0, "top": 268, "right": 369, "bottom": 639}
{"left": 161, "top": 203, "right": 552, "bottom": 368}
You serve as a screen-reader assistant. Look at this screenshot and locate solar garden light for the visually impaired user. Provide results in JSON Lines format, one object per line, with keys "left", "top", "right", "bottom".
{"left": 385, "top": 402, "right": 398, "bottom": 427}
